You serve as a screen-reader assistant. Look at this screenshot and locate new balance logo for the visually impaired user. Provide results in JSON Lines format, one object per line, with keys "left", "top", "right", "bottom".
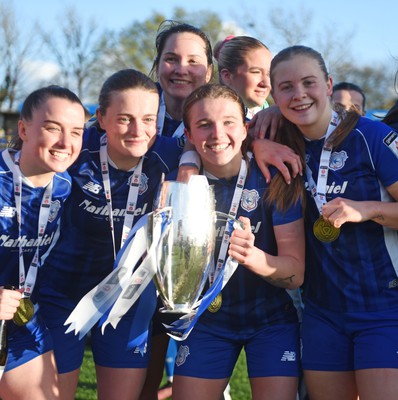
{"left": 0, "top": 206, "right": 16, "bottom": 217}
{"left": 133, "top": 343, "right": 147, "bottom": 354}
{"left": 82, "top": 181, "right": 102, "bottom": 194}
{"left": 281, "top": 351, "right": 296, "bottom": 361}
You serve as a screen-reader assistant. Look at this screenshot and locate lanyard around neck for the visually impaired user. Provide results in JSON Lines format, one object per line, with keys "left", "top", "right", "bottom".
{"left": 12, "top": 150, "right": 53, "bottom": 298}
{"left": 99, "top": 135, "right": 144, "bottom": 260}
{"left": 208, "top": 152, "right": 253, "bottom": 284}
{"left": 305, "top": 111, "right": 340, "bottom": 215}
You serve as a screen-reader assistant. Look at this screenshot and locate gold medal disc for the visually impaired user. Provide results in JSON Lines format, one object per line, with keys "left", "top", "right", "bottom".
{"left": 208, "top": 293, "right": 222, "bottom": 313}
{"left": 313, "top": 217, "right": 340, "bottom": 243}
{"left": 13, "top": 298, "right": 34, "bottom": 326}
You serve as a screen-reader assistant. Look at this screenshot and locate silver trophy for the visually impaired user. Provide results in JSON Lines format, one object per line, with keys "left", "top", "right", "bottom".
{"left": 149, "top": 176, "right": 216, "bottom": 314}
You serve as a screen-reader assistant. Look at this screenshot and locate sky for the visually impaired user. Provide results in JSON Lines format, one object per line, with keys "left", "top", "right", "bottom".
{"left": 11, "top": 0, "right": 397, "bottom": 67}
{"left": 5, "top": 0, "right": 398, "bottom": 103}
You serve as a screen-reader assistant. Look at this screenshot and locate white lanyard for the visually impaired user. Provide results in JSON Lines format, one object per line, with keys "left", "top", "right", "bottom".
{"left": 12, "top": 150, "right": 53, "bottom": 298}
{"left": 305, "top": 111, "right": 340, "bottom": 215}
{"left": 208, "top": 152, "right": 253, "bottom": 285}
{"left": 245, "top": 103, "right": 267, "bottom": 120}
{"left": 156, "top": 92, "right": 185, "bottom": 138}
{"left": 99, "top": 135, "right": 144, "bottom": 259}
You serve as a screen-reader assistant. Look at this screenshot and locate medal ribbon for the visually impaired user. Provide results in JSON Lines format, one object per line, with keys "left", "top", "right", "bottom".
{"left": 10, "top": 150, "right": 53, "bottom": 299}
{"left": 156, "top": 93, "right": 185, "bottom": 138}
{"left": 99, "top": 134, "right": 143, "bottom": 259}
{"left": 305, "top": 111, "right": 339, "bottom": 215}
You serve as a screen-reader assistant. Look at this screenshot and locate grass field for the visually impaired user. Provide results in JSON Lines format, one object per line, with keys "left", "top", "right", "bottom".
{"left": 76, "top": 346, "right": 251, "bottom": 399}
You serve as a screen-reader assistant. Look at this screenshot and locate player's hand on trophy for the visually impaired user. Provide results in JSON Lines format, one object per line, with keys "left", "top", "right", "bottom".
{"left": 228, "top": 216, "right": 257, "bottom": 266}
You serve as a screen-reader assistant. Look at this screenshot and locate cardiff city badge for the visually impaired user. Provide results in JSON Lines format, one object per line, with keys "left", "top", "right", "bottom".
{"left": 175, "top": 345, "right": 190, "bottom": 367}
{"left": 329, "top": 151, "right": 348, "bottom": 171}
{"left": 241, "top": 189, "right": 260, "bottom": 212}
{"left": 48, "top": 200, "right": 61, "bottom": 223}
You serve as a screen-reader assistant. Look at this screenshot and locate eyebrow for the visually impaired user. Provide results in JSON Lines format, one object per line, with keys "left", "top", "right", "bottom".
{"left": 195, "top": 115, "right": 240, "bottom": 123}
{"left": 162, "top": 51, "right": 203, "bottom": 58}
{"left": 44, "top": 119, "right": 84, "bottom": 130}
{"left": 278, "top": 75, "right": 317, "bottom": 85}
{"left": 116, "top": 113, "right": 157, "bottom": 117}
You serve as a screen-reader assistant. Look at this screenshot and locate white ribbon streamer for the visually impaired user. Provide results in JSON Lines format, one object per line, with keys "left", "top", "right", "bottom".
{"left": 64, "top": 215, "right": 149, "bottom": 339}
{"left": 100, "top": 213, "right": 172, "bottom": 332}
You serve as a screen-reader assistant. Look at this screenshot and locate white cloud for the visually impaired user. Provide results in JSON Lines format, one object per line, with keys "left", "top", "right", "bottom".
{"left": 22, "top": 60, "right": 60, "bottom": 90}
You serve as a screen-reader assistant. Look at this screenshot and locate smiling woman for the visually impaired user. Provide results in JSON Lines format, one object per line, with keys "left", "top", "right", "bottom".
{"left": 172, "top": 83, "right": 305, "bottom": 400}
{"left": 269, "top": 44, "right": 398, "bottom": 400}
{"left": 0, "top": 85, "right": 85, "bottom": 400}
{"left": 214, "top": 35, "right": 272, "bottom": 116}
{"left": 150, "top": 20, "right": 213, "bottom": 134}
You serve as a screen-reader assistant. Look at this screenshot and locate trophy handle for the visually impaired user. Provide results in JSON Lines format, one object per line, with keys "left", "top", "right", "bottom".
{"left": 214, "top": 211, "right": 244, "bottom": 231}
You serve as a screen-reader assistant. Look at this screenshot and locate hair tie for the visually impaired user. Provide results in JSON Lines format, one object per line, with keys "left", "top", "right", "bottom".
{"left": 215, "top": 35, "right": 235, "bottom": 60}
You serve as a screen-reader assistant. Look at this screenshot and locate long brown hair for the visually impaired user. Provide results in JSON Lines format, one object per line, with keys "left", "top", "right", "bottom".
{"left": 267, "top": 45, "right": 361, "bottom": 211}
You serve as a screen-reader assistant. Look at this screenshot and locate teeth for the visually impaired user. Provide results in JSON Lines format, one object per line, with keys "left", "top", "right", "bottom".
{"left": 172, "top": 80, "right": 189, "bottom": 84}
{"left": 51, "top": 151, "right": 69, "bottom": 160}
{"left": 294, "top": 104, "right": 311, "bottom": 111}
{"left": 210, "top": 144, "right": 229, "bottom": 151}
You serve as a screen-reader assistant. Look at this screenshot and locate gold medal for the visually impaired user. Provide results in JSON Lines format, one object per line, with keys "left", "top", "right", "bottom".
{"left": 13, "top": 298, "right": 34, "bottom": 326}
{"left": 208, "top": 293, "right": 222, "bottom": 313}
{"left": 313, "top": 217, "right": 340, "bottom": 242}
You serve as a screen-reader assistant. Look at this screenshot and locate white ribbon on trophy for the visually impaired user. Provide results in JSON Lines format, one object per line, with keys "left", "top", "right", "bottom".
{"left": 99, "top": 212, "right": 172, "bottom": 332}
{"left": 64, "top": 214, "right": 154, "bottom": 338}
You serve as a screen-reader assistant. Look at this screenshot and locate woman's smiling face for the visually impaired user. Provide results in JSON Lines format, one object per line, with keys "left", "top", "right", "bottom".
{"left": 157, "top": 32, "right": 212, "bottom": 103}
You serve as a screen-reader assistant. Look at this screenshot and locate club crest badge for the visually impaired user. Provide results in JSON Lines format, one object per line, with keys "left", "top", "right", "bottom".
{"left": 138, "top": 173, "right": 148, "bottom": 195}
{"left": 329, "top": 151, "right": 348, "bottom": 171}
{"left": 48, "top": 200, "right": 61, "bottom": 223}
{"left": 241, "top": 189, "right": 260, "bottom": 212}
{"left": 128, "top": 173, "right": 148, "bottom": 195}
{"left": 176, "top": 345, "right": 190, "bottom": 366}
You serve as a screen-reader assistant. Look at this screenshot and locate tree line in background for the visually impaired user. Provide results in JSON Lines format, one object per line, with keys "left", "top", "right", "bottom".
{"left": 0, "top": 2, "right": 397, "bottom": 111}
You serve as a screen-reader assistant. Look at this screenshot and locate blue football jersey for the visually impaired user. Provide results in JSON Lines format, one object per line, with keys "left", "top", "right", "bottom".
{"left": 303, "top": 117, "right": 398, "bottom": 312}
{"left": 0, "top": 149, "right": 72, "bottom": 295}
{"left": 40, "top": 126, "right": 182, "bottom": 300}
{"left": 197, "top": 158, "right": 303, "bottom": 332}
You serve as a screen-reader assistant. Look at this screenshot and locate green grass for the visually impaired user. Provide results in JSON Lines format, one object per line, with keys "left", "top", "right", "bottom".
{"left": 76, "top": 347, "right": 251, "bottom": 399}
{"left": 76, "top": 347, "right": 97, "bottom": 400}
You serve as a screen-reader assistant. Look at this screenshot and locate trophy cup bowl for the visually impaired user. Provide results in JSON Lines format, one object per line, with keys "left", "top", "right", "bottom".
{"left": 149, "top": 177, "right": 215, "bottom": 314}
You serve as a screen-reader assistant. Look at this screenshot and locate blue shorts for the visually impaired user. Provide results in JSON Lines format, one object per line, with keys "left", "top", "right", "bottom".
{"left": 302, "top": 301, "right": 398, "bottom": 371}
{"left": 40, "top": 289, "right": 150, "bottom": 373}
{"left": 174, "top": 322, "right": 300, "bottom": 379}
{"left": 6, "top": 304, "right": 53, "bottom": 371}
